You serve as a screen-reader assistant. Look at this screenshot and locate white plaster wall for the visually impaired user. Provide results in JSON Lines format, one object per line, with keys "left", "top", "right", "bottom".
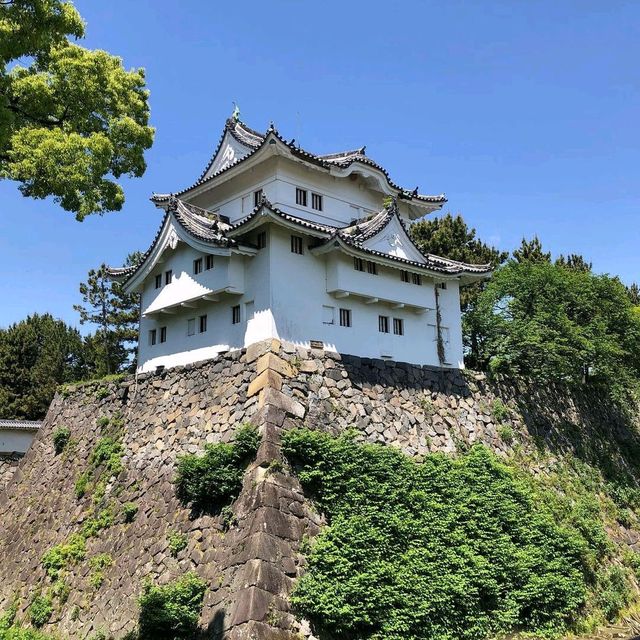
{"left": 0, "top": 429, "right": 36, "bottom": 454}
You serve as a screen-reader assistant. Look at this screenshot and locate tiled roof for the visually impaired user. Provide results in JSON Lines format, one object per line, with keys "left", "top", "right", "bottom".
{"left": 154, "top": 117, "right": 447, "bottom": 206}
{"left": 0, "top": 420, "right": 41, "bottom": 431}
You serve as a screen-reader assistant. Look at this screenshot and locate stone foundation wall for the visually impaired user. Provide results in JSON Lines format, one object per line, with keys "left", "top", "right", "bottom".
{"left": 0, "top": 340, "right": 637, "bottom": 639}
{"left": 0, "top": 454, "right": 22, "bottom": 491}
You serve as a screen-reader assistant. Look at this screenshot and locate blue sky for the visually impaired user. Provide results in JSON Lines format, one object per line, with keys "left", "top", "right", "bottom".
{"left": 1, "top": 0, "right": 638, "bottom": 330}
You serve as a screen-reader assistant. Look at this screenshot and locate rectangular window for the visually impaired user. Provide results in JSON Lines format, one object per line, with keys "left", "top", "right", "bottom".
{"left": 311, "top": 193, "right": 323, "bottom": 211}
{"left": 367, "top": 261, "right": 378, "bottom": 275}
{"left": 254, "top": 189, "right": 263, "bottom": 207}
{"left": 149, "top": 329, "right": 157, "bottom": 346}
{"left": 322, "top": 305, "right": 335, "bottom": 325}
{"left": 187, "top": 318, "right": 195, "bottom": 336}
{"left": 436, "top": 282, "right": 447, "bottom": 290}
{"left": 393, "top": 318, "right": 404, "bottom": 336}
{"left": 154, "top": 274, "right": 162, "bottom": 289}
{"left": 199, "top": 314, "right": 207, "bottom": 333}
{"left": 400, "top": 270, "right": 410, "bottom": 283}
{"left": 339, "top": 308, "right": 352, "bottom": 328}
{"left": 353, "top": 257, "right": 364, "bottom": 272}
{"left": 295, "top": 187, "right": 308, "bottom": 207}
{"left": 193, "top": 258, "right": 203, "bottom": 274}
{"left": 232, "top": 305, "right": 241, "bottom": 324}
{"left": 256, "top": 231, "right": 267, "bottom": 249}
{"left": 412, "top": 273, "right": 422, "bottom": 286}
{"left": 160, "top": 326, "right": 167, "bottom": 343}
{"left": 205, "top": 255, "right": 214, "bottom": 270}
{"left": 291, "top": 235, "right": 303, "bottom": 255}
{"left": 165, "top": 270, "right": 172, "bottom": 285}
{"left": 378, "top": 315, "right": 389, "bottom": 333}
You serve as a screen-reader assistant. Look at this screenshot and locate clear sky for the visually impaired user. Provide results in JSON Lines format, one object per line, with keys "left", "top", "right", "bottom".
{"left": 1, "top": 0, "right": 638, "bottom": 330}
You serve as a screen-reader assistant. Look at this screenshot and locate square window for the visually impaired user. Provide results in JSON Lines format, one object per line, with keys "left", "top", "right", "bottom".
{"left": 378, "top": 315, "right": 389, "bottom": 333}
{"left": 165, "top": 270, "right": 172, "bottom": 285}
{"left": 154, "top": 274, "right": 162, "bottom": 289}
{"left": 199, "top": 314, "right": 207, "bottom": 333}
{"left": 436, "top": 282, "right": 447, "bottom": 290}
{"left": 187, "top": 318, "right": 195, "bottom": 336}
{"left": 160, "top": 326, "right": 167, "bottom": 343}
{"left": 291, "top": 235, "right": 303, "bottom": 255}
{"left": 295, "top": 187, "right": 308, "bottom": 207}
{"left": 400, "top": 270, "right": 410, "bottom": 283}
{"left": 393, "top": 318, "right": 404, "bottom": 336}
{"left": 367, "top": 261, "right": 378, "bottom": 275}
{"left": 254, "top": 189, "right": 263, "bottom": 207}
{"left": 232, "top": 305, "right": 241, "bottom": 324}
{"left": 149, "top": 329, "right": 157, "bottom": 346}
{"left": 205, "top": 255, "right": 214, "bottom": 270}
{"left": 353, "top": 257, "right": 364, "bottom": 272}
{"left": 322, "top": 305, "right": 335, "bottom": 325}
{"left": 412, "top": 273, "right": 422, "bottom": 286}
{"left": 193, "top": 258, "right": 203, "bottom": 274}
{"left": 339, "top": 308, "right": 351, "bottom": 327}
{"left": 311, "top": 193, "right": 323, "bottom": 211}
{"left": 257, "top": 231, "right": 267, "bottom": 249}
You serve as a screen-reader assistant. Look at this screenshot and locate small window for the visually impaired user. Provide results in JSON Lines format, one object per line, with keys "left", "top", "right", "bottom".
{"left": 193, "top": 258, "right": 203, "bottom": 275}
{"left": 322, "top": 305, "right": 335, "bottom": 325}
{"left": 291, "top": 235, "right": 304, "bottom": 255}
{"left": 232, "top": 305, "right": 241, "bottom": 324}
{"left": 187, "top": 318, "right": 195, "bottom": 336}
{"left": 254, "top": 189, "right": 263, "bottom": 207}
{"left": 256, "top": 231, "right": 267, "bottom": 249}
{"left": 199, "top": 314, "right": 207, "bottom": 333}
{"left": 311, "top": 193, "right": 323, "bottom": 211}
{"left": 436, "top": 282, "right": 447, "bottom": 290}
{"left": 149, "top": 329, "right": 157, "bottom": 346}
{"left": 367, "top": 261, "right": 378, "bottom": 275}
{"left": 393, "top": 318, "right": 404, "bottom": 336}
{"left": 339, "top": 308, "right": 352, "bottom": 328}
{"left": 378, "top": 316, "right": 389, "bottom": 333}
{"left": 400, "top": 270, "right": 410, "bottom": 283}
{"left": 412, "top": 273, "right": 422, "bottom": 286}
{"left": 160, "top": 326, "right": 167, "bottom": 343}
{"left": 165, "top": 270, "right": 172, "bottom": 285}
{"left": 205, "top": 255, "right": 214, "bottom": 270}
{"left": 295, "top": 187, "right": 308, "bottom": 207}
{"left": 353, "top": 257, "right": 364, "bottom": 272}
{"left": 154, "top": 274, "right": 162, "bottom": 289}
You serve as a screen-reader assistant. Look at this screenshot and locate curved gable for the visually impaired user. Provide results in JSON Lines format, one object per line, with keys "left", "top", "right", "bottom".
{"left": 362, "top": 215, "right": 427, "bottom": 264}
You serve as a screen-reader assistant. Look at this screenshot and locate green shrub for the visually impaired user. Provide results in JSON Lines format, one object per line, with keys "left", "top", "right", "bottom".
{"left": 175, "top": 424, "right": 259, "bottom": 514}
{"left": 138, "top": 572, "right": 207, "bottom": 640}
{"left": 95, "top": 386, "right": 109, "bottom": 400}
{"left": 123, "top": 502, "right": 138, "bottom": 523}
{"left": 96, "top": 416, "right": 110, "bottom": 429}
{"left": 27, "top": 594, "right": 52, "bottom": 628}
{"left": 497, "top": 423, "right": 514, "bottom": 445}
{"left": 168, "top": 532, "right": 188, "bottom": 558}
{"left": 491, "top": 398, "right": 510, "bottom": 423}
{"left": 282, "top": 428, "right": 597, "bottom": 640}
{"left": 82, "top": 506, "right": 115, "bottom": 538}
{"left": 52, "top": 426, "right": 70, "bottom": 454}
{"left": 89, "top": 436, "right": 123, "bottom": 477}
{"left": 74, "top": 471, "right": 90, "bottom": 499}
{"left": 41, "top": 533, "right": 86, "bottom": 581}
{"left": 89, "top": 554, "right": 113, "bottom": 589}
{"left": 597, "top": 566, "right": 631, "bottom": 621}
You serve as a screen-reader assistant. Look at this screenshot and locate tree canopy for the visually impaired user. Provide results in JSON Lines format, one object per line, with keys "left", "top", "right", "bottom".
{"left": 0, "top": 0, "right": 154, "bottom": 219}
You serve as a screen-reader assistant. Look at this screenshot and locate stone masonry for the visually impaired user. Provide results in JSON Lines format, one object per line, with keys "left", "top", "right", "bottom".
{"left": 0, "top": 340, "right": 638, "bottom": 639}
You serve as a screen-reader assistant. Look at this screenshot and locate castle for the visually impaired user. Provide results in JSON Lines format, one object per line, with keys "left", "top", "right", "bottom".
{"left": 108, "top": 113, "right": 491, "bottom": 373}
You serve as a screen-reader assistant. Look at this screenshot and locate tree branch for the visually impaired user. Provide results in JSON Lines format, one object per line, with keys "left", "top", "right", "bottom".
{"left": 5, "top": 101, "right": 62, "bottom": 128}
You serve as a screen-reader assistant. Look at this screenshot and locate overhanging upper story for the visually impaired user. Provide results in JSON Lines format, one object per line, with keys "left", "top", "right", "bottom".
{"left": 149, "top": 116, "right": 449, "bottom": 228}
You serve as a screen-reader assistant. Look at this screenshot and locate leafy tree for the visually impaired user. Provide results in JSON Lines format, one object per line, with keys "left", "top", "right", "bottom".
{"left": 471, "top": 260, "right": 640, "bottom": 397}
{"left": 74, "top": 252, "right": 141, "bottom": 375}
{"left": 555, "top": 253, "right": 592, "bottom": 273}
{"left": 627, "top": 283, "right": 640, "bottom": 306}
{"left": 512, "top": 236, "right": 551, "bottom": 264}
{"left": 410, "top": 214, "right": 508, "bottom": 366}
{"left": 0, "top": 0, "right": 154, "bottom": 219}
{"left": 0, "top": 313, "right": 89, "bottom": 419}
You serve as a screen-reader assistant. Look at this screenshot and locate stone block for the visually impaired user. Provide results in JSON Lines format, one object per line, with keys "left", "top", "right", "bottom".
{"left": 256, "top": 353, "right": 295, "bottom": 378}
{"left": 248, "top": 370, "right": 283, "bottom": 397}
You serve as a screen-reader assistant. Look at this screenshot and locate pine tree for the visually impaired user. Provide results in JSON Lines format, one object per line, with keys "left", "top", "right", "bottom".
{"left": 74, "top": 252, "right": 141, "bottom": 375}
{"left": 512, "top": 236, "right": 551, "bottom": 264}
